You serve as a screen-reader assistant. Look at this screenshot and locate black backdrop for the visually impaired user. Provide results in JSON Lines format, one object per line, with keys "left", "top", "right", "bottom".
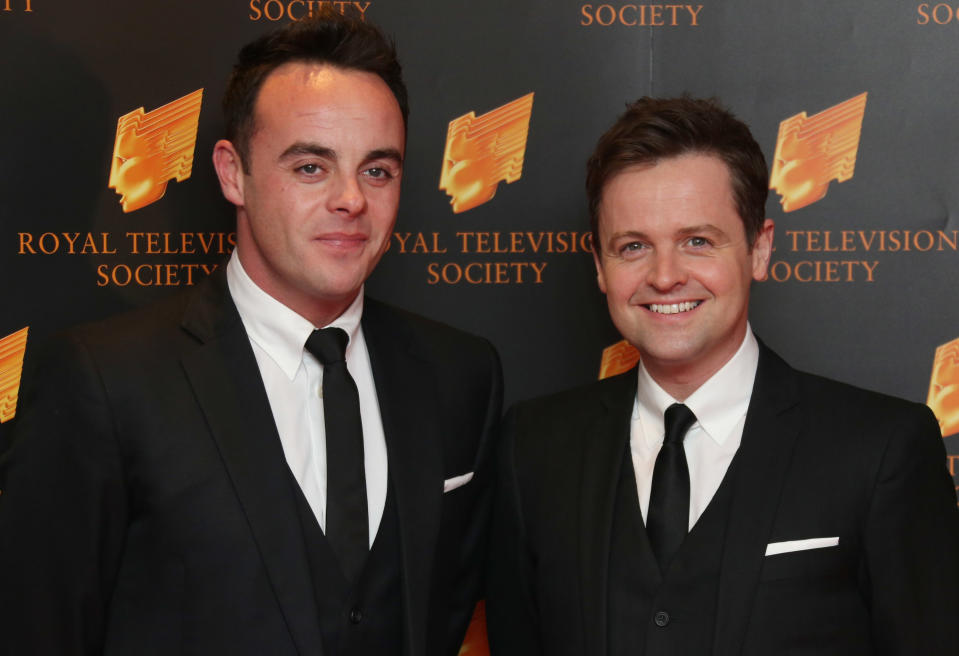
{"left": 2, "top": 1, "right": 957, "bottom": 627}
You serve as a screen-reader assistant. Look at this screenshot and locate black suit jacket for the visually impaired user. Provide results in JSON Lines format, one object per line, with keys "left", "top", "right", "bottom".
{"left": 0, "top": 271, "right": 502, "bottom": 656}
{"left": 487, "top": 342, "right": 959, "bottom": 655}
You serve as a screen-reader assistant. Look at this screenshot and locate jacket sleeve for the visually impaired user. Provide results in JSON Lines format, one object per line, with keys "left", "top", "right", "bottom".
{"left": 862, "top": 403, "right": 959, "bottom": 655}
{"left": 0, "top": 333, "right": 128, "bottom": 656}
{"left": 485, "top": 405, "right": 545, "bottom": 656}
{"left": 444, "top": 339, "right": 504, "bottom": 656}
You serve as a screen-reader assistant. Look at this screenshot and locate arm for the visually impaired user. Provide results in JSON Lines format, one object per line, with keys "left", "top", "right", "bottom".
{"left": 444, "top": 339, "right": 504, "bottom": 656}
{"left": 485, "top": 406, "right": 544, "bottom": 656}
{"left": 0, "top": 333, "right": 128, "bottom": 656}
{"left": 862, "top": 404, "right": 959, "bottom": 655}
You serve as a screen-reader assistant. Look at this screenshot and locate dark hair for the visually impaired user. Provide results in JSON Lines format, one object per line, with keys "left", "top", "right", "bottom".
{"left": 222, "top": 7, "right": 408, "bottom": 171}
{"left": 586, "top": 96, "right": 768, "bottom": 250}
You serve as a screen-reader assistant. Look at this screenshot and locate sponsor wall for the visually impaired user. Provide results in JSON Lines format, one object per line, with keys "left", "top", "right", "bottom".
{"left": 2, "top": 0, "right": 958, "bottom": 651}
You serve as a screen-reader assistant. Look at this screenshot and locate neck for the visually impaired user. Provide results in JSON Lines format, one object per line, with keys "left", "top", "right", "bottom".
{"left": 645, "top": 366, "right": 711, "bottom": 402}
{"left": 300, "top": 297, "right": 356, "bottom": 329}
{"left": 234, "top": 246, "right": 357, "bottom": 328}
{"left": 643, "top": 327, "right": 749, "bottom": 401}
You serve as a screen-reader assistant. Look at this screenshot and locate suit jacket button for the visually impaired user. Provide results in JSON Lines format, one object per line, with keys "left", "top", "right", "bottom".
{"left": 349, "top": 607, "right": 363, "bottom": 624}
{"left": 654, "top": 611, "right": 670, "bottom": 627}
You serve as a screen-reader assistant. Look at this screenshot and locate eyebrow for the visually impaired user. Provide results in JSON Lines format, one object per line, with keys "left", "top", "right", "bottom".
{"left": 607, "top": 229, "right": 650, "bottom": 243}
{"left": 365, "top": 148, "right": 404, "bottom": 166}
{"left": 606, "top": 224, "right": 729, "bottom": 244}
{"left": 279, "top": 142, "right": 335, "bottom": 161}
{"left": 278, "top": 143, "right": 404, "bottom": 167}
{"left": 676, "top": 224, "right": 727, "bottom": 239}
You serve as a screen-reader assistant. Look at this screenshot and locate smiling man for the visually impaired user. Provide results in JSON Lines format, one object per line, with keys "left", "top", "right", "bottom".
{"left": 486, "top": 97, "right": 959, "bottom": 656}
{"left": 0, "top": 12, "right": 501, "bottom": 656}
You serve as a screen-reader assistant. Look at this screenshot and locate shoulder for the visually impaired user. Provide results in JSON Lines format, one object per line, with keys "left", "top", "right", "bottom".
{"left": 504, "top": 369, "right": 635, "bottom": 449}
{"left": 363, "top": 296, "right": 499, "bottom": 367}
{"left": 496, "top": 372, "right": 634, "bottom": 508}
{"left": 512, "top": 371, "right": 632, "bottom": 419}
{"left": 79, "top": 291, "right": 192, "bottom": 344}
{"left": 11, "top": 290, "right": 200, "bottom": 448}
{"left": 758, "top": 343, "right": 940, "bottom": 456}
{"left": 55, "top": 290, "right": 196, "bottom": 361}
{"left": 789, "top": 363, "right": 934, "bottom": 428}
{"left": 22, "top": 287, "right": 210, "bottom": 397}
{"left": 758, "top": 340, "right": 931, "bottom": 420}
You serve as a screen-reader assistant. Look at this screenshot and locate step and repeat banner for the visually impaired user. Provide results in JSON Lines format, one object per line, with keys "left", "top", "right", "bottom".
{"left": 2, "top": 1, "right": 958, "bottom": 650}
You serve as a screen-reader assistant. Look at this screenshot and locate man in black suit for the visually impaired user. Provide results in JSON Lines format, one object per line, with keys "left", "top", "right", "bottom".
{"left": 486, "top": 97, "right": 959, "bottom": 655}
{"left": 0, "top": 12, "right": 501, "bottom": 656}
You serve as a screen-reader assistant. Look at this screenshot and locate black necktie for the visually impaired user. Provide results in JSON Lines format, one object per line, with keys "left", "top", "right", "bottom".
{"left": 305, "top": 327, "right": 368, "bottom": 583}
{"left": 646, "top": 403, "right": 696, "bottom": 569}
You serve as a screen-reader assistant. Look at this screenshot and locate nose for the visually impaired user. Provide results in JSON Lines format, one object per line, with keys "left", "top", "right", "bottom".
{"left": 645, "top": 248, "right": 687, "bottom": 291}
{"left": 327, "top": 174, "right": 367, "bottom": 217}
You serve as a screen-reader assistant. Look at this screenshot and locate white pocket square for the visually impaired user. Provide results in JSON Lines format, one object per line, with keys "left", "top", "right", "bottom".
{"left": 443, "top": 472, "right": 474, "bottom": 493}
{"left": 765, "top": 537, "right": 839, "bottom": 556}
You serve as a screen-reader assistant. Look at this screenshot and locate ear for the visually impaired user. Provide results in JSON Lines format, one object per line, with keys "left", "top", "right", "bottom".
{"left": 750, "top": 218, "right": 775, "bottom": 281}
{"left": 593, "top": 249, "right": 608, "bottom": 294}
{"left": 212, "top": 139, "right": 246, "bottom": 207}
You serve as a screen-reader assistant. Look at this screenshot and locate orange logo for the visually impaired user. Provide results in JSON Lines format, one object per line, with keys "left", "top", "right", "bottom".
{"left": 3, "top": 0, "right": 34, "bottom": 11}
{"left": 0, "top": 327, "right": 29, "bottom": 423}
{"left": 108, "top": 89, "right": 204, "bottom": 213}
{"left": 439, "top": 92, "right": 534, "bottom": 213}
{"left": 599, "top": 339, "right": 640, "bottom": 380}
{"left": 928, "top": 337, "right": 959, "bottom": 438}
{"left": 769, "top": 92, "right": 867, "bottom": 212}
{"left": 457, "top": 600, "right": 489, "bottom": 655}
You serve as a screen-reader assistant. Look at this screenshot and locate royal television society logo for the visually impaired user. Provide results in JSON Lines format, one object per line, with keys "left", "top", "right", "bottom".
{"left": 0, "top": 327, "right": 29, "bottom": 423}
{"left": 769, "top": 93, "right": 867, "bottom": 213}
{"left": 108, "top": 89, "right": 204, "bottom": 213}
{"left": 439, "top": 93, "right": 534, "bottom": 214}
{"left": 928, "top": 337, "right": 959, "bottom": 438}
{"left": 599, "top": 339, "right": 640, "bottom": 380}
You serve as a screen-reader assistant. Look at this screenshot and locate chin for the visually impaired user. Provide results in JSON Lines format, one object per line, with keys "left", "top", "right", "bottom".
{"left": 636, "top": 338, "right": 703, "bottom": 366}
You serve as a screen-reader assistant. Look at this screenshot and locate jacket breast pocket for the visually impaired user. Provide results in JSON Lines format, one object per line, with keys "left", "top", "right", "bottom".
{"left": 759, "top": 544, "right": 848, "bottom": 582}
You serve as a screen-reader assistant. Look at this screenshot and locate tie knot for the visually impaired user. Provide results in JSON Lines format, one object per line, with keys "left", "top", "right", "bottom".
{"left": 305, "top": 327, "right": 349, "bottom": 365}
{"left": 663, "top": 403, "right": 696, "bottom": 445}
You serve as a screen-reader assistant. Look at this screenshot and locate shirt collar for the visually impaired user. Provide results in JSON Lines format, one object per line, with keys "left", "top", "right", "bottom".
{"left": 634, "top": 326, "right": 759, "bottom": 446}
{"left": 226, "top": 251, "right": 364, "bottom": 380}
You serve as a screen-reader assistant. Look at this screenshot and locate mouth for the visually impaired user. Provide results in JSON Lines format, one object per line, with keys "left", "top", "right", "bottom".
{"left": 646, "top": 301, "right": 702, "bottom": 315}
{"left": 315, "top": 233, "right": 367, "bottom": 249}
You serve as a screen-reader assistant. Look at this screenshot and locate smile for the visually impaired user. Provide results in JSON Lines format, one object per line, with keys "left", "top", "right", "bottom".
{"left": 647, "top": 301, "right": 702, "bottom": 315}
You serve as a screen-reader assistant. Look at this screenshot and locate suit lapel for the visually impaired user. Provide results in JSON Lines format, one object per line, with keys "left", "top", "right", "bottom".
{"left": 362, "top": 299, "right": 442, "bottom": 656}
{"left": 179, "top": 271, "right": 325, "bottom": 656}
{"left": 579, "top": 371, "right": 637, "bottom": 655}
{"left": 712, "top": 342, "right": 802, "bottom": 655}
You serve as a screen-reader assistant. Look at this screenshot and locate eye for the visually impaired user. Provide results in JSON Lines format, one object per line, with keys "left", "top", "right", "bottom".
{"left": 616, "top": 241, "right": 647, "bottom": 258}
{"left": 686, "top": 236, "right": 710, "bottom": 248}
{"left": 364, "top": 166, "right": 393, "bottom": 180}
{"left": 297, "top": 163, "right": 322, "bottom": 175}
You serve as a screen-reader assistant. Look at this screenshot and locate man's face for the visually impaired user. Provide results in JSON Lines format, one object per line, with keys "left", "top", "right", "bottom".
{"left": 594, "top": 153, "right": 773, "bottom": 388}
{"left": 215, "top": 62, "right": 405, "bottom": 323}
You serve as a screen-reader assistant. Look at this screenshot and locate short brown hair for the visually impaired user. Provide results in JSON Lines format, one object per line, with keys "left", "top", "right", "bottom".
{"left": 222, "top": 8, "right": 408, "bottom": 172}
{"left": 586, "top": 96, "right": 768, "bottom": 250}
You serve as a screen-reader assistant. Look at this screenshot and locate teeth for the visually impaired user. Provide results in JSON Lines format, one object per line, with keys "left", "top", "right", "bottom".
{"left": 649, "top": 301, "right": 701, "bottom": 315}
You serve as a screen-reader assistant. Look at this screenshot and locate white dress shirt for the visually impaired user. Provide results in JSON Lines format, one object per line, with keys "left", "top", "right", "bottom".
{"left": 227, "top": 252, "right": 388, "bottom": 547}
{"left": 630, "top": 327, "right": 759, "bottom": 531}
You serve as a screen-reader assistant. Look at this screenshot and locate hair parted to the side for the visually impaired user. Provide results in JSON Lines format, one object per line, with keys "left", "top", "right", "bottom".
{"left": 586, "top": 96, "right": 769, "bottom": 251}
{"left": 222, "top": 6, "right": 408, "bottom": 172}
